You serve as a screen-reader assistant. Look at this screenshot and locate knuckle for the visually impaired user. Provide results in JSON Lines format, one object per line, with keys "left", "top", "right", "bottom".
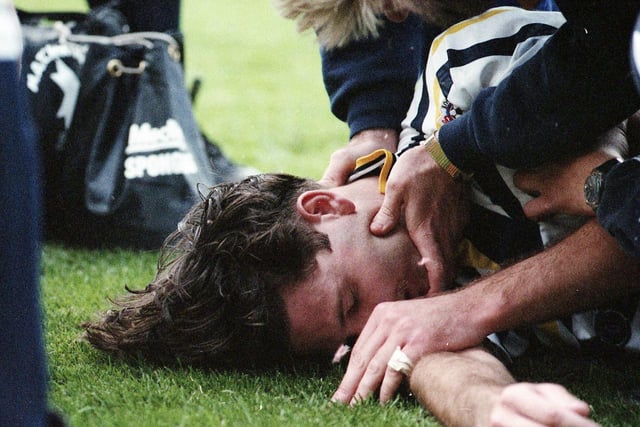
{"left": 377, "top": 205, "right": 396, "bottom": 219}
{"left": 373, "top": 302, "right": 400, "bottom": 321}
{"left": 395, "top": 315, "right": 415, "bottom": 331}
{"left": 366, "top": 360, "right": 387, "bottom": 376}
{"left": 332, "top": 386, "right": 351, "bottom": 402}
{"left": 348, "top": 352, "right": 370, "bottom": 372}
{"left": 385, "top": 177, "right": 407, "bottom": 192}
{"left": 328, "top": 149, "right": 351, "bottom": 165}
{"left": 542, "top": 409, "right": 563, "bottom": 425}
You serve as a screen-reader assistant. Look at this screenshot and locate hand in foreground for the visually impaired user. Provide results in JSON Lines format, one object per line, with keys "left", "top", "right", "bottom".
{"left": 331, "top": 294, "right": 485, "bottom": 405}
{"left": 370, "top": 145, "right": 467, "bottom": 293}
{"left": 489, "top": 383, "right": 599, "bottom": 427}
{"left": 514, "top": 150, "right": 612, "bottom": 220}
{"left": 319, "top": 129, "right": 398, "bottom": 187}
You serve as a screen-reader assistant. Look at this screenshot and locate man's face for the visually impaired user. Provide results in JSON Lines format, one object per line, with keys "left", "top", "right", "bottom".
{"left": 282, "top": 178, "right": 431, "bottom": 355}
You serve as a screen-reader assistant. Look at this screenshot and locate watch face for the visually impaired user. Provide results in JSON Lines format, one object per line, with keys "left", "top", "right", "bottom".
{"left": 584, "top": 171, "right": 604, "bottom": 210}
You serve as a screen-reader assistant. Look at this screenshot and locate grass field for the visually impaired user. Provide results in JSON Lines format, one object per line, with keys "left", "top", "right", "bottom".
{"left": 13, "top": 0, "right": 640, "bottom": 425}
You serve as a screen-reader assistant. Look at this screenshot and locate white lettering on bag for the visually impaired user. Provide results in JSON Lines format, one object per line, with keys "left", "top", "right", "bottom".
{"left": 26, "top": 42, "right": 87, "bottom": 93}
{"left": 126, "top": 119, "right": 187, "bottom": 154}
{"left": 124, "top": 151, "right": 198, "bottom": 179}
{"left": 124, "top": 119, "right": 199, "bottom": 179}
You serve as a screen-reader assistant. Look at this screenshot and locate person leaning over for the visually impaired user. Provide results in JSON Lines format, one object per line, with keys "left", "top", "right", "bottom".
{"left": 82, "top": 13, "right": 640, "bottom": 415}
{"left": 274, "top": 0, "right": 640, "bottom": 404}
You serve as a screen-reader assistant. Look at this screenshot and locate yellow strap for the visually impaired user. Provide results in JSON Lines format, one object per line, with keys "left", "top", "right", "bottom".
{"left": 456, "top": 238, "right": 501, "bottom": 272}
{"left": 353, "top": 149, "right": 395, "bottom": 194}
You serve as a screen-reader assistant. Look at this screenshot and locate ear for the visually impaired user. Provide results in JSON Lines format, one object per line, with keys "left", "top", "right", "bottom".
{"left": 296, "top": 190, "right": 356, "bottom": 223}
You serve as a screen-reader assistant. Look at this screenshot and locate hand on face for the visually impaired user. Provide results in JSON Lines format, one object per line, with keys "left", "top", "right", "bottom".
{"left": 331, "top": 293, "right": 486, "bottom": 405}
{"left": 319, "top": 129, "right": 398, "bottom": 188}
{"left": 370, "top": 144, "right": 468, "bottom": 295}
{"left": 488, "top": 383, "right": 599, "bottom": 427}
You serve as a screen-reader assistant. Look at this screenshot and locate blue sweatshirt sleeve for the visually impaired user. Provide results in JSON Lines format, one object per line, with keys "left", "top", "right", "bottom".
{"left": 438, "top": 0, "right": 640, "bottom": 171}
{"left": 321, "top": 15, "right": 439, "bottom": 138}
{"left": 598, "top": 157, "right": 640, "bottom": 258}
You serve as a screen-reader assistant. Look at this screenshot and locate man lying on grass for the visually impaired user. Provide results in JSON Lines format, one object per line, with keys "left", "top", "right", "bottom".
{"left": 84, "top": 134, "right": 637, "bottom": 426}
{"left": 83, "top": 130, "right": 636, "bottom": 427}
{"left": 84, "top": 5, "right": 640, "bottom": 426}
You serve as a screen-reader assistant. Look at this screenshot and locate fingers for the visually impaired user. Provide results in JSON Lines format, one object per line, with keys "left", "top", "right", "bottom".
{"left": 331, "top": 318, "right": 388, "bottom": 404}
{"left": 410, "top": 216, "right": 450, "bottom": 294}
{"left": 522, "top": 196, "right": 554, "bottom": 221}
{"left": 524, "top": 383, "right": 591, "bottom": 417}
{"left": 378, "top": 367, "right": 408, "bottom": 404}
{"left": 492, "top": 383, "right": 599, "bottom": 427}
{"left": 321, "top": 128, "right": 400, "bottom": 187}
{"left": 350, "top": 348, "right": 395, "bottom": 405}
{"left": 490, "top": 408, "right": 597, "bottom": 427}
{"left": 333, "top": 343, "right": 410, "bottom": 406}
{"left": 515, "top": 170, "right": 557, "bottom": 220}
{"left": 513, "top": 169, "right": 542, "bottom": 195}
{"left": 407, "top": 203, "right": 453, "bottom": 293}
{"left": 320, "top": 155, "right": 356, "bottom": 187}
{"left": 370, "top": 176, "right": 406, "bottom": 235}
{"left": 332, "top": 304, "right": 414, "bottom": 405}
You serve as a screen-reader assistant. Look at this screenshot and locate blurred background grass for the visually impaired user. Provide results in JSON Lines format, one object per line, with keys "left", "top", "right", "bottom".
{"left": 180, "top": 0, "right": 347, "bottom": 177}
{"left": 13, "top": 0, "right": 640, "bottom": 425}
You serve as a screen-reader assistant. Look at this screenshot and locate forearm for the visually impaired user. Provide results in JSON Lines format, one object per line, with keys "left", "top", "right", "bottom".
{"left": 321, "top": 15, "right": 435, "bottom": 137}
{"left": 439, "top": 1, "right": 640, "bottom": 172}
{"left": 410, "top": 348, "right": 514, "bottom": 427}
{"left": 469, "top": 220, "right": 640, "bottom": 335}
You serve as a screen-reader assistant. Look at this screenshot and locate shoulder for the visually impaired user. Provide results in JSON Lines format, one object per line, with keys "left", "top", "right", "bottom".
{"left": 430, "top": 7, "right": 565, "bottom": 56}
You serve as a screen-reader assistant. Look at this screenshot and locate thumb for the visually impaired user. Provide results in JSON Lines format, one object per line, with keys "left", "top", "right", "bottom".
{"left": 371, "top": 194, "right": 402, "bottom": 235}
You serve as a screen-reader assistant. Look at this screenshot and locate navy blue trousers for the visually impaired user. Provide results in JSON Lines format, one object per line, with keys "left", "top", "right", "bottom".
{"left": 0, "top": 58, "right": 47, "bottom": 425}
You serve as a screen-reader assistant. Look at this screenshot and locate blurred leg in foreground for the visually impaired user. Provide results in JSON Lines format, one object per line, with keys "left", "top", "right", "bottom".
{"left": 0, "top": 2, "right": 53, "bottom": 426}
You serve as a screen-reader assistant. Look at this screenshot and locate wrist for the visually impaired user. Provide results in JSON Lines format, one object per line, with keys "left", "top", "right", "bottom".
{"left": 350, "top": 128, "right": 398, "bottom": 151}
{"left": 444, "top": 286, "right": 496, "bottom": 345}
{"left": 584, "top": 157, "right": 622, "bottom": 212}
{"left": 454, "top": 278, "right": 510, "bottom": 340}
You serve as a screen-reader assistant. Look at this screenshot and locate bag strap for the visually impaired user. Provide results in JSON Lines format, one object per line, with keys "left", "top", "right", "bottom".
{"left": 66, "top": 31, "right": 180, "bottom": 51}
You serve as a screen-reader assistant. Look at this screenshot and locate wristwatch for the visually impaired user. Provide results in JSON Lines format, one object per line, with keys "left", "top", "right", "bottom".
{"left": 584, "top": 158, "right": 621, "bottom": 211}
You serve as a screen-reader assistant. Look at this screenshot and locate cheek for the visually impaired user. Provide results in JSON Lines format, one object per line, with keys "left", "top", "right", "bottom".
{"left": 359, "top": 262, "right": 403, "bottom": 303}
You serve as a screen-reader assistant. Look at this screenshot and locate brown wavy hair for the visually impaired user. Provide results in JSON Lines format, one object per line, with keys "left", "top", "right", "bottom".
{"left": 82, "top": 174, "right": 331, "bottom": 369}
